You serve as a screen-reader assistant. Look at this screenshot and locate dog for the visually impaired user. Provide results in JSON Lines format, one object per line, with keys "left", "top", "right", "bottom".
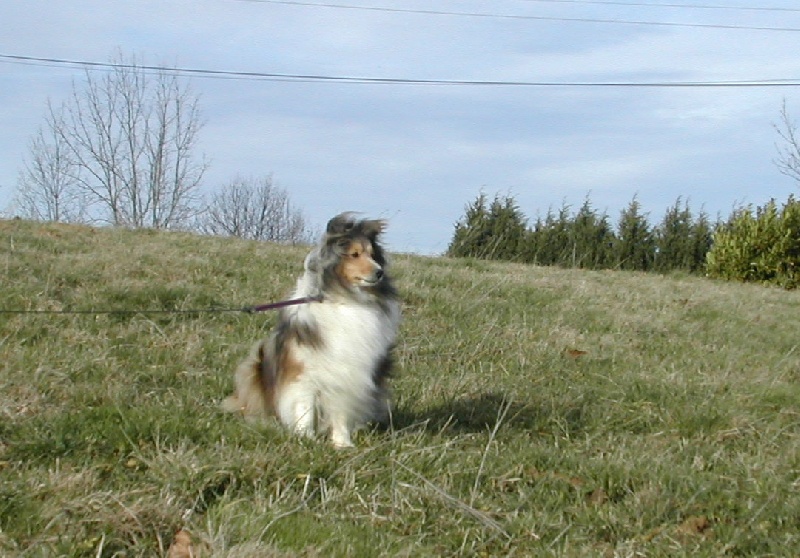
{"left": 223, "top": 213, "right": 401, "bottom": 448}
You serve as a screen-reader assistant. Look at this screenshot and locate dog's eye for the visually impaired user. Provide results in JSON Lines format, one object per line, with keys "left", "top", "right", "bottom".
{"left": 350, "top": 251, "right": 361, "bottom": 258}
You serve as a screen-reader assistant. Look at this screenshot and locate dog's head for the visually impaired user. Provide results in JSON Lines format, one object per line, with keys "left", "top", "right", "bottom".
{"left": 305, "top": 213, "right": 394, "bottom": 296}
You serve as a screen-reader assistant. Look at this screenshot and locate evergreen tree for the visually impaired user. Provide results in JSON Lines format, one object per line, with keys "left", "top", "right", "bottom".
{"left": 526, "top": 212, "right": 548, "bottom": 265}
{"left": 654, "top": 198, "right": 695, "bottom": 272}
{"left": 448, "top": 193, "right": 528, "bottom": 260}
{"left": 448, "top": 192, "right": 490, "bottom": 258}
{"left": 689, "top": 209, "right": 714, "bottom": 273}
{"left": 528, "top": 204, "right": 565, "bottom": 266}
{"left": 614, "top": 196, "right": 654, "bottom": 271}
{"left": 569, "top": 196, "right": 614, "bottom": 269}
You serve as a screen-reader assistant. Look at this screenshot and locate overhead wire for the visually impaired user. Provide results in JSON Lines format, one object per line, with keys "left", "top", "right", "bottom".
{"left": 230, "top": 0, "right": 800, "bottom": 32}
{"left": 513, "top": 0, "right": 800, "bottom": 14}
{"left": 4, "top": 0, "right": 800, "bottom": 88}
{"left": 3, "top": 53, "right": 800, "bottom": 88}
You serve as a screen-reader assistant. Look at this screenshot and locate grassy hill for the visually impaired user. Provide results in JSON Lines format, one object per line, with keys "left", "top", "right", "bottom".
{"left": 1, "top": 219, "right": 798, "bottom": 557}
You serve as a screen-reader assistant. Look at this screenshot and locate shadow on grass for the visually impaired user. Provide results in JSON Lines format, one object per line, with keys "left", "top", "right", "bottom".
{"left": 389, "top": 391, "right": 589, "bottom": 436}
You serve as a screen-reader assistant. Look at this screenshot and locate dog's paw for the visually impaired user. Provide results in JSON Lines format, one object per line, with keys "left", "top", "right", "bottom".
{"left": 330, "top": 431, "right": 354, "bottom": 449}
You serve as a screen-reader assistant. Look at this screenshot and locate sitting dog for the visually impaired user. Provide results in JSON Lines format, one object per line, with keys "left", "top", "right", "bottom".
{"left": 223, "top": 213, "right": 401, "bottom": 448}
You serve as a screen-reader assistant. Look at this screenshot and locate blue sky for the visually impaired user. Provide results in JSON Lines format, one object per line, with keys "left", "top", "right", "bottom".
{"left": 2, "top": 0, "right": 800, "bottom": 253}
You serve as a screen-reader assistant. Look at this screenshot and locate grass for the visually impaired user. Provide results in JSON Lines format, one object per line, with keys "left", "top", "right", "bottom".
{"left": 1, "top": 218, "right": 799, "bottom": 557}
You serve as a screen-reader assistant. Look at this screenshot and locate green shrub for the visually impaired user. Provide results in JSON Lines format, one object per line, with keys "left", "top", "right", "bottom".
{"left": 706, "top": 196, "right": 800, "bottom": 289}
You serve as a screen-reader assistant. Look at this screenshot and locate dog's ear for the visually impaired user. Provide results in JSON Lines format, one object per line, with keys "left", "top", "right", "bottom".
{"left": 326, "top": 212, "right": 357, "bottom": 235}
{"left": 361, "top": 219, "right": 387, "bottom": 240}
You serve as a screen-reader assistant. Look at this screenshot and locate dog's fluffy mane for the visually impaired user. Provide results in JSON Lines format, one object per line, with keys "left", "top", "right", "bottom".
{"left": 223, "top": 212, "right": 401, "bottom": 448}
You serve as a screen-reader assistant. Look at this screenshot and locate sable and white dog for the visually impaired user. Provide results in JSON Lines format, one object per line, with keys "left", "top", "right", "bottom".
{"left": 223, "top": 213, "right": 401, "bottom": 448}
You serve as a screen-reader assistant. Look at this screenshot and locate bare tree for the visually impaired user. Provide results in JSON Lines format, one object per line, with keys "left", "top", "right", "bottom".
{"left": 774, "top": 99, "right": 800, "bottom": 186}
{"left": 15, "top": 113, "right": 87, "bottom": 222}
{"left": 199, "top": 176, "right": 312, "bottom": 244}
{"left": 24, "top": 52, "right": 207, "bottom": 228}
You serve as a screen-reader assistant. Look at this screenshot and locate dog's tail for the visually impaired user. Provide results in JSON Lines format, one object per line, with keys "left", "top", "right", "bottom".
{"left": 221, "top": 339, "right": 276, "bottom": 421}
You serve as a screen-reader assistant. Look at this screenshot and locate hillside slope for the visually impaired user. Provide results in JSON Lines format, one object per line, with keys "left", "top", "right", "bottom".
{"left": 1, "top": 219, "right": 798, "bottom": 556}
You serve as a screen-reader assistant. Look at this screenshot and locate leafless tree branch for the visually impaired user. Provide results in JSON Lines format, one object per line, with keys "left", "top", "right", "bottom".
{"left": 18, "top": 51, "right": 206, "bottom": 229}
{"left": 199, "top": 176, "right": 312, "bottom": 244}
{"left": 15, "top": 108, "right": 88, "bottom": 223}
{"left": 774, "top": 99, "right": 800, "bottom": 186}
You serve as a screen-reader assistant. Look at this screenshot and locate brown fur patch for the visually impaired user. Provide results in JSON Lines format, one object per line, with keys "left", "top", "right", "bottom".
{"left": 221, "top": 339, "right": 276, "bottom": 420}
{"left": 276, "top": 340, "right": 305, "bottom": 392}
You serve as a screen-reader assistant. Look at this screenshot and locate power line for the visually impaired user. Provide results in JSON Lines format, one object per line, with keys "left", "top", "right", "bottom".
{"left": 232, "top": 0, "right": 800, "bottom": 32}
{"left": 3, "top": 53, "right": 800, "bottom": 88}
{"left": 515, "top": 0, "right": 800, "bottom": 14}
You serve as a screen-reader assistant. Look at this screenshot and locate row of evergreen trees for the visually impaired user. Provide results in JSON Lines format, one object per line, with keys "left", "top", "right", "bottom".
{"left": 447, "top": 192, "right": 800, "bottom": 288}
{"left": 447, "top": 193, "right": 714, "bottom": 273}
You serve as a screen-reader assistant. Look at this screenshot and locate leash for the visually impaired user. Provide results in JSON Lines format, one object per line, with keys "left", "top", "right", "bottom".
{"left": 0, "top": 295, "right": 324, "bottom": 316}
{"left": 243, "top": 295, "right": 324, "bottom": 313}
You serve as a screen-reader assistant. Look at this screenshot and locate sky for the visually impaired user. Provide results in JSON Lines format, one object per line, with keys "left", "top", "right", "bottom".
{"left": 2, "top": 0, "right": 800, "bottom": 254}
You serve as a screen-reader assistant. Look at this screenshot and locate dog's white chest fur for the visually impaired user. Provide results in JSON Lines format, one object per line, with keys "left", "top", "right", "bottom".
{"left": 305, "top": 301, "right": 397, "bottom": 361}
{"left": 280, "top": 284, "right": 401, "bottom": 447}
{"left": 292, "top": 299, "right": 399, "bottom": 386}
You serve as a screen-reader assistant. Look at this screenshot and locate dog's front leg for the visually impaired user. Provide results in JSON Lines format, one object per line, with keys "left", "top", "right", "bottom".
{"left": 329, "top": 416, "right": 354, "bottom": 449}
{"left": 293, "top": 401, "right": 316, "bottom": 438}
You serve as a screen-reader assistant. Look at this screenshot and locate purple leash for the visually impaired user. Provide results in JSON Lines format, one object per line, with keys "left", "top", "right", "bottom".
{"left": 243, "top": 295, "right": 323, "bottom": 313}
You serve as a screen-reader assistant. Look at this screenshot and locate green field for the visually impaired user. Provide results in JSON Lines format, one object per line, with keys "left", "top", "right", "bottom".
{"left": 1, "top": 219, "right": 799, "bottom": 557}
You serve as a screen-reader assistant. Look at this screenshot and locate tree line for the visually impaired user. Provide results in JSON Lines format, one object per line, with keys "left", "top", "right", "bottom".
{"left": 448, "top": 192, "right": 713, "bottom": 272}
{"left": 448, "top": 191, "right": 800, "bottom": 288}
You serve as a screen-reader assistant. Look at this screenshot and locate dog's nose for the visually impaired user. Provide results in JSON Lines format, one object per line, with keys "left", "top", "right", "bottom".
{"left": 375, "top": 269, "right": 384, "bottom": 280}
